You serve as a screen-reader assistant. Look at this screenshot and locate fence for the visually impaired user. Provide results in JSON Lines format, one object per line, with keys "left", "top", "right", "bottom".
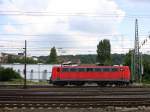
{"left": 0, "top": 64, "right": 59, "bottom": 84}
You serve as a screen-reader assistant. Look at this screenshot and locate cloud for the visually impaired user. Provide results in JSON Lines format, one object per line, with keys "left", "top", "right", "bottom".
{"left": 3, "top": 24, "right": 17, "bottom": 33}
{"left": 69, "top": 17, "right": 117, "bottom": 34}
{"left": 127, "top": 0, "right": 150, "bottom": 3}
{"left": 0, "top": 0, "right": 126, "bottom": 55}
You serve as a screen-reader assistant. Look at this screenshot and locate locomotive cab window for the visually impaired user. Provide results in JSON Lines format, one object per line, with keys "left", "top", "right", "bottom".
{"left": 62, "top": 68, "right": 69, "bottom": 72}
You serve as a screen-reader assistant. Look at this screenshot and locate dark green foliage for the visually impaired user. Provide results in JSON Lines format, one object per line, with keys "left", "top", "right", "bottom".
{"left": 79, "top": 55, "right": 96, "bottom": 64}
{"left": 0, "top": 67, "right": 22, "bottom": 81}
{"left": 123, "top": 51, "right": 150, "bottom": 83}
{"left": 7, "top": 56, "right": 38, "bottom": 64}
{"left": 112, "top": 53, "right": 125, "bottom": 65}
{"left": 96, "top": 39, "right": 111, "bottom": 65}
{"left": 78, "top": 54, "right": 124, "bottom": 65}
{"left": 47, "top": 47, "right": 58, "bottom": 64}
{"left": 16, "top": 57, "right": 38, "bottom": 64}
{"left": 38, "top": 54, "right": 125, "bottom": 65}
{"left": 38, "top": 56, "right": 48, "bottom": 63}
{"left": 123, "top": 50, "right": 132, "bottom": 68}
{"left": 142, "top": 55, "right": 150, "bottom": 83}
{"left": 59, "top": 55, "right": 97, "bottom": 64}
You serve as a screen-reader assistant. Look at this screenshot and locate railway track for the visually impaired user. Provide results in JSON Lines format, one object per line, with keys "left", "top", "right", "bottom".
{"left": 0, "top": 84, "right": 147, "bottom": 89}
{"left": 0, "top": 98, "right": 149, "bottom": 108}
{"left": 0, "top": 87, "right": 150, "bottom": 108}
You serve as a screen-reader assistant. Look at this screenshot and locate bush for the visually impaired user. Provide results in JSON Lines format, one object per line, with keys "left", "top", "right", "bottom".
{"left": 0, "top": 67, "right": 22, "bottom": 81}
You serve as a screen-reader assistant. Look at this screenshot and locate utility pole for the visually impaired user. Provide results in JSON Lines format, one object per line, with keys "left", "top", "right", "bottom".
{"left": 131, "top": 20, "right": 150, "bottom": 83}
{"left": 132, "top": 19, "right": 142, "bottom": 83}
{"left": 23, "top": 40, "right": 27, "bottom": 88}
{"left": 131, "top": 49, "right": 135, "bottom": 82}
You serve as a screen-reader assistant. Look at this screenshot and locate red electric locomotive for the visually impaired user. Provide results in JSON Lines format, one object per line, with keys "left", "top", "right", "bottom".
{"left": 50, "top": 65, "right": 131, "bottom": 86}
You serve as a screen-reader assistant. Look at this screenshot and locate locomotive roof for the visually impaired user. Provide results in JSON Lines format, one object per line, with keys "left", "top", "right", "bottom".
{"left": 53, "top": 65, "right": 128, "bottom": 68}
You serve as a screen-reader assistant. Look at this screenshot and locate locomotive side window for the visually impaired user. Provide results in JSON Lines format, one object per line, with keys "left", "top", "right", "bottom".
{"left": 103, "top": 68, "right": 110, "bottom": 72}
{"left": 111, "top": 68, "right": 118, "bottom": 72}
{"left": 87, "top": 68, "right": 94, "bottom": 72}
{"left": 95, "top": 68, "right": 102, "bottom": 72}
{"left": 78, "top": 68, "right": 85, "bottom": 72}
{"left": 70, "top": 68, "right": 77, "bottom": 72}
{"left": 62, "top": 68, "right": 69, "bottom": 72}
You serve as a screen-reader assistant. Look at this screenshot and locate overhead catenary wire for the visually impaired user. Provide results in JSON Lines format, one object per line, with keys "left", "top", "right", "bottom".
{"left": 0, "top": 11, "right": 150, "bottom": 19}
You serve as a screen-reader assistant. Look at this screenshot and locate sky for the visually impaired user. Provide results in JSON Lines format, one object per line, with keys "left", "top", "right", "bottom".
{"left": 0, "top": 0, "right": 150, "bottom": 56}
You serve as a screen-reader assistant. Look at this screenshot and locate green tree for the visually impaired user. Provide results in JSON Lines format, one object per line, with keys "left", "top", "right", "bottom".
{"left": 6, "top": 55, "right": 38, "bottom": 64}
{"left": 7, "top": 55, "right": 13, "bottom": 63}
{"left": 0, "top": 67, "right": 22, "bottom": 81}
{"left": 48, "top": 47, "right": 58, "bottom": 64}
{"left": 96, "top": 39, "right": 111, "bottom": 65}
{"left": 124, "top": 50, "right": 132, "bottom": 67}
{"left": 142, "top": 55, "right": 150, "bottom": 83}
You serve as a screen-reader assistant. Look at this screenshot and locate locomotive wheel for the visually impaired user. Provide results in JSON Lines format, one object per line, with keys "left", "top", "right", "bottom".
{"left": 69, "top": 81, "right": 84, "bottom": 86}
{"left": 53, "top": 81, "right": 68, "bottom": 86}
{"left": 70, "top": 81, "right": 84, "bottom": 86}
{"left": 97, "top": 82, "right": 103, "bottom": 87}
{"left": 122, "top": 82, "right": 129, "bottom": 87}
{"left": 75, "top": 82, "right": 84, "bottom": 86}
{"left": 97, "top": 82, "right": 107, "bottom": 87}
{"left": 115, "top": 82, "right": 129, "bottom": 87}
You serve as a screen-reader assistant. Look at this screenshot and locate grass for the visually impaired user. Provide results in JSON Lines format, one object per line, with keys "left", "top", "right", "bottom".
{"left": 2, "top": 79, "right": 49, "bottom": 85}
